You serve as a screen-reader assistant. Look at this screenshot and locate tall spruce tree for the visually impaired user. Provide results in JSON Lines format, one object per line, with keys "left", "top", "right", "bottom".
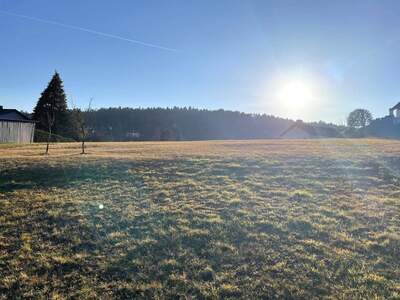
{"left": 33, "top": 72, "right": 70, "bottom": 136}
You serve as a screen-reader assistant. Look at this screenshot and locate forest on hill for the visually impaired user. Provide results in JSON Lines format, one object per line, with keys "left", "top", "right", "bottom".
{"left": 81, "top": 107, "right": 343, "bottom": 141}
{"left": 84, "top": 107, "right": 293, "bottom": 141}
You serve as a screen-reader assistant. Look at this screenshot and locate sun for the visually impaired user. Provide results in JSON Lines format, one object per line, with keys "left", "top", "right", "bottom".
{"left": 278, "top": 79, "right": 315, "bottom": 109}
{"left": 262, "top": 71, "right": 322, "bottom": 120}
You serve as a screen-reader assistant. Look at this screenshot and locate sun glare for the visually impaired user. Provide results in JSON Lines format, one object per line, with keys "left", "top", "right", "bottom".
{"left": 278, "top": 79, "right": 315, "bottom": 109}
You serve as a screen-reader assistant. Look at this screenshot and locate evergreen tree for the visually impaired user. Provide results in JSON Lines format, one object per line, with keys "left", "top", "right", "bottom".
{"left": 33, "top": 72, "right": 71, "bottom": 136}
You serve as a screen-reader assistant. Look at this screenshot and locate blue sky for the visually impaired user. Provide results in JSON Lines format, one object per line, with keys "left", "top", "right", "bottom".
{"left": 1, "top": 0, "right": 400, "bottom": 123}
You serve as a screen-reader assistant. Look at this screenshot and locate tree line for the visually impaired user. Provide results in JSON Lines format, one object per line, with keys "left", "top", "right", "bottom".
{"left": 31, "top": 72, "right": 302, "bottom": 146}
{"left": 83, "top": 107, "right": 299, "bottom": 141}
{"left": 31, "top": 72, "right": 397, "bottom": 153}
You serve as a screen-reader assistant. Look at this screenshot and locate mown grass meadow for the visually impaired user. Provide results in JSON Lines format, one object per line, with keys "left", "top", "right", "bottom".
{"left": 0, "top": 140, "right": 399, "bottom": 299}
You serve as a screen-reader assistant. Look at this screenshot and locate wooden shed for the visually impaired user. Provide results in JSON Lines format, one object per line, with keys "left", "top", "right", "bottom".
{"left": 0, "top": 106, "right": 35, "bottom": 143}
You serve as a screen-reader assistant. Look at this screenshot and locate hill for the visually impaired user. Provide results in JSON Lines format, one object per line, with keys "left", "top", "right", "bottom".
{"left": 83, "top": 107, "right": 342, "bottom": 141}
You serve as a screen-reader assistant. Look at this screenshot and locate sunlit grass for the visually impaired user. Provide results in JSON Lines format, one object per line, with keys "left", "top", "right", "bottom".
{"left": 0, "top": 140, "right": 399, "bottom": 298}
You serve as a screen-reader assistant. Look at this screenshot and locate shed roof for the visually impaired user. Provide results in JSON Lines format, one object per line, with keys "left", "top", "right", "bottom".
{"left": 0, "top": 108, "right": 35, "bottom": 123}
{"left": 280, "top": 121, "right": 340, "bottom": 138}
{"left": 280, "top": 122, "right": 316, "bottom": 138}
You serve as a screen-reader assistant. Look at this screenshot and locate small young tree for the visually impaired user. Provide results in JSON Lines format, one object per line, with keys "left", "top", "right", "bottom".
{"left": 347, "top": 109, "right": 373, "bottom": 128}
{"left": 44, "top": 102, "right": 56, "bottom": 155}
{"left": 72, "top": 99, "right": 92, "bottom": 154}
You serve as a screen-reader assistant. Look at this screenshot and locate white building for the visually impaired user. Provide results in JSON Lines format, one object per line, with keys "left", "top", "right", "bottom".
{"left": 389, "top": 102, "right": 400, "bottom": 124}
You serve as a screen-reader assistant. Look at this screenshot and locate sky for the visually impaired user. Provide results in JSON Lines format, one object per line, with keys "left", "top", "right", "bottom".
{"left": 1, "top": 0, "right": 400, "bottom": 123}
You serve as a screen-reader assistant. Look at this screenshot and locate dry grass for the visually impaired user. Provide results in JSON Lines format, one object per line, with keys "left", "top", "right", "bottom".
{"left": 0, "top": 139, "right": 399, "bottom": 299}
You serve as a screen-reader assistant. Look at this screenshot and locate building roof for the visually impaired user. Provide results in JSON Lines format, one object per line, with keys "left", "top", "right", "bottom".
{"left": 280, "top": 121, "right": 340, "bottom": 138}
{"left": 391, "top": 102, "right": 400, "bottom": 110}
{"left": 280, "top": 122, "right": 315, "bottom": 138}
{"left": 0, "top": 107, "right": 35, "bottom": 123}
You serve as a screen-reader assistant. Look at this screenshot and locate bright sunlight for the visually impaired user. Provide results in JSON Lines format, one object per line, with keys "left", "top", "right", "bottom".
{"left": 278, "top": 79, "right": 316, "bottom": 110}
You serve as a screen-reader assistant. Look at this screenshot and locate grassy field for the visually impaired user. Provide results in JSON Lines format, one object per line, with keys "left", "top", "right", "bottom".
{"left": 0, "top": 140, "right": 399, "bottom": 299}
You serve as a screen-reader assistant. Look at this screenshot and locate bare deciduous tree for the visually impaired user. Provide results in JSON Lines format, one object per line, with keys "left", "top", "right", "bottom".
{"left": 72, "top": 98, "right": 92, "bottom": 154}
{"left": 347, "top": 109, "right": 373, "bottom": 129}
{"left": 44, "top": 103, "right": 56, "bottom": 155}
